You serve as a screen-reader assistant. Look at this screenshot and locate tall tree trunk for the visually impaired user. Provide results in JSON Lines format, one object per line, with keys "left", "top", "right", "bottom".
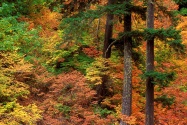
{"left": 146, "top": 0, "right": 154, "bottom": 124}
{"left": 97, "top": 0, "right": 114, "bottom": 104}
{"left": 121, "top": 1, "right": 132, "bottom": 125}
{"left": 103, "top": 0, "right": 114, "bottom": 58}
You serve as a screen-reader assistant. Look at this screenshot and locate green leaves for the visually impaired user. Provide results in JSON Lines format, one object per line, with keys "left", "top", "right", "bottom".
{"left": 144, "top": 27, "right": 180, "bottom": 40}
{"left": 0, "top": 16, "right": 42, "bottom": 58}
{"left": 60, "top": 1, "right": 132, "bottom": 42}
{"left": 55, "top": 104, "right": 71, "bottom": 119}
{"left": 117, "top": 27, "right": 184, "bottom": 53}
{"left": 0, "top": 17, "right": 19, "bottom": 51}
{"left": 173, "top": 0, "right": 187, "bottom": 5}
{"left": 155, "top": 95, "right": 175, "bottom": 107}
{"left": 0, "top": 3, "right": 16, "bottom": 17}
{"left": 142, "top": 71, "right": 175, "bottom": 87}
{"left": 144, "top": 27, "right": 184, "bottom": 52}
{"left": 179, "top": 8, "right": 187, "bottom": 16}
{"left": 101, "top": 1, "right": 131, "bottom": 15}
{"left": 94, "top": 105, "right": 114, "bottom": 118}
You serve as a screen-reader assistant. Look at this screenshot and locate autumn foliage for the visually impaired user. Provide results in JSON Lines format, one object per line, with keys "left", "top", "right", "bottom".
{"left": 0, "top": 0, "right": 187, "bottom": 125}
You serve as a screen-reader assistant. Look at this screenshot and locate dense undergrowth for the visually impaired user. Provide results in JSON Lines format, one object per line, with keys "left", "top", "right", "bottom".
{"left": 0, "top": 1, "right": 187, "bottom": 125}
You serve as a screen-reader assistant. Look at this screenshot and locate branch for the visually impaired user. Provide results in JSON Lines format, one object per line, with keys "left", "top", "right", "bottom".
{"left": 104, "top": 34, "right": 125, "bottom": 57}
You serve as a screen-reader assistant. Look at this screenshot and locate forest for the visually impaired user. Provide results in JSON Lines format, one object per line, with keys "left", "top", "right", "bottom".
{"left": 0, "top": 0, "right": 187, "bottom": 125}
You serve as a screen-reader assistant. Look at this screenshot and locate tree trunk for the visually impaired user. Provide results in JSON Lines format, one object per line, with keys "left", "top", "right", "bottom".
{"left": 121, "top": 1, "right": 132, "bottom": 125}
{"left": 97, "top": 0, "right": 114, "bottom": 104}
{"left": 102, "top": 0, "right": 114, "bottom": 58}
{"left": 146, "top": 0, "right": 154, "bottom": 125}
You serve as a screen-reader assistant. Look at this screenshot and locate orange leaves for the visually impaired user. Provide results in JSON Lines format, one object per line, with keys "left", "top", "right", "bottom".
{"left": 115, "top": 73, "right": 124, "bottom": 80}
{"left": 177, "top": 16, "right": 187, "bottom": 45}
{"left": 119, "top": 114, "right": 137, "bottom": 125}
{"left": 153, "top": 57, "right": 187, "bottom": 124}
{"left": 82, "top": 46, "right": 101, "bottom": 57}
{"left": 132, "top": 65, "right": 142, "bottom": 85}
{"left": 14, "top": 1, "right": 187, "bottom": 124}
{"left": 30, "top": 7, "right": 61, "bottom": 30}
{"left": 39, "top": 71, "right": 101, "bottom": 124}
{"left": 154, "top": 0, "right": 178, "bottom": 28}
{"left": 18, "top": 7, "right": 62, "bottom": 37}
{"left": 101, "top": 94, "right": 122, "bottom": 109}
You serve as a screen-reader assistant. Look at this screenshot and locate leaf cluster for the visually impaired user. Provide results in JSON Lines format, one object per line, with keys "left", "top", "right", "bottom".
{"left": 118, "top": 27, "right": 184, "bottom": 53}
{"left": 144, "top": 28, "right": 184, "bottom": 52}
{"left": 0, "top": 0, "right": 51, "bottom": 16}
{"left": 142, "top": 71, "right": 175, "bottom": 87}
{"left": 55, "top": 104, "right": 71, "bottom": 119}
{"left": 60, "top": 1, "right": 146, "bottom": 41}
{"left": 155, "top": 2, "right": 179, "bottom": 25}
{"left": 46, "top": 42, "right": 94, "bottom": 74}
{"left": 0, "top": 5, "right": 43, "bottom": 124}
{"left": 93, "top": 105, "right": 114, "bottom": 118}
{"left": 0, "top": 16, "right": 42, "bottom": 61}
{"left": 173, "top": 0, "right": 187, "bottom": 5}
{"left": 155, "top": 95, "right": 175, "bottom": 107}
{"left": 86, "top": 57, "right": 109, "bottom": 85}
{"left": 179, "top": 8, "right": 187, "bottom": 16}
{"left": 0, "top": 52, "right": 42, "bottom": 124}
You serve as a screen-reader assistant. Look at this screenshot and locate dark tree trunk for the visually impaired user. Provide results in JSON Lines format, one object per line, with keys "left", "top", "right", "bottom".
{"left": 146, "top": 0, "right": 154, "bottom": 125}
{"left": 121, "top": 1, "right": 132, "bottom": 125}
{"left": 103, "top": 0, "right": 114, "bottom": 58}
{"left": 97, "top": 0, "right": 114, "bottom": 104}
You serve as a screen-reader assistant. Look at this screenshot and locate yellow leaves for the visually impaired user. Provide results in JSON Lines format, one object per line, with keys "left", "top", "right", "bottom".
{"left": 0, "top": 52, "right": 32, "bottom": 70}
{"left": 13, "top": 59, "right": 33, "bottom": 72}
{"left": 0, "top": 103, "right": 42, "bottom": 125}
{"left": 177, "top": 17, "right": 187, "bottom": 45}
{"left": 0, "top": 51, "right": 42, "bottom": 124}
{"left": 0, "top": 101, "right": 16, "bottom": 114}
{"left": 176, "top": 17, "right": 187, "bottom": 30}
{"left": 89, "top": 76, "right": 102, "bottom": 85}
{"left": 0, "top": 52, "right": 31, "bottom": 99}
{"left": 86, "top": 57, "right": 109, "bottom": 85}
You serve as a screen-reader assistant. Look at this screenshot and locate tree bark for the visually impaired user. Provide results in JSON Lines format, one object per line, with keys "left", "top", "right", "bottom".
{"left": 146, "top": 0, "right": 154, "bottom": 125}
{"left": 102, "top": 0, "right": 114, "bottom": 58}
{"left": 97, "top": 0, "right": 114, "bottom": 103}
{"left": 121, "top": 0, "right": 132, "bottom": 124}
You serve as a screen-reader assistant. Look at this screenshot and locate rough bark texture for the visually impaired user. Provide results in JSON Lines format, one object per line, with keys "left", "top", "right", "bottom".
{"left": 146, "top": 0, "right": 154, "bottom": 125}
{"left": 102, "top": 0, "right": 114, "bottom": 58}
{"left": 121, "top": 1, "right": 132, "bottom": 125}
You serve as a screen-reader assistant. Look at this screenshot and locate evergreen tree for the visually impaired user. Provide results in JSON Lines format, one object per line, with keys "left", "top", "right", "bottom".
{"left": 55, "top": 1, "right": 184, "bottom": 124}
{"left": 145, "top": 0, "right": 155, "bottom": 124}
{"left": 121, "top": 0, "right": 132, "bottom": 125}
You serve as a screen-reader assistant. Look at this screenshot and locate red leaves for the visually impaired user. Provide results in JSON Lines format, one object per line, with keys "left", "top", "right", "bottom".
{"left": 82, "top": 46, "right": 101, "bottom": 57}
